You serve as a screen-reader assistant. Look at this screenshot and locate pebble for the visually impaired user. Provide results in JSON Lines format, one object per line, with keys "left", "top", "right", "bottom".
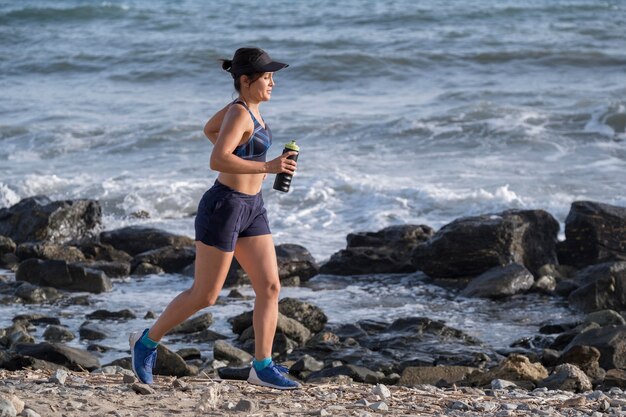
{"left": 131, "top": 383, "right": 155, "bottom": 395}
{"left": 6, "top": 395, "right": 23, "bottom": 415}
{"left": 371, "top": 383, "right": 391, "bottom": 399}
{"left": 122, "top": 374, "right": 136, "bottom": 384}
{"left": 449, "top": 400, "right": 470, "bottom": 411}
{"left": 21, "top": 409, "right": 41, "bottom": 417}
{"left": 49, "top": 370, "right": 68, "bottom": 385}
{"left": 369, "top": 401, "right": 388, "bottom": 411}
{"left": 475, "top": 401, "right": 499, "bottom": 412}
{"left": 501, "top": 403, "right": 518, "bottom": 410}
{"left": 0, "top": 398, "right": 17, "bottom": 417}
{"left": 234, "top": 399, "right": 256, "bottom": 412}
{"left": 491, "top": 379, "right": 518, "bottom": 390}
{"left": 355, "top": 399, "right": 370, "bottom": 407}
{"left": 316, "top": 409, "right": 331, "bottom": 416}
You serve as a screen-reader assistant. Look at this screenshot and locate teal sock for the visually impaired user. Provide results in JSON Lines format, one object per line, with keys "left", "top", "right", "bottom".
{"left": 253, "top": 357, "right": 272, "bottom": 371}
{"left": 140, "top": 330, "right": 159, "bottom": 349}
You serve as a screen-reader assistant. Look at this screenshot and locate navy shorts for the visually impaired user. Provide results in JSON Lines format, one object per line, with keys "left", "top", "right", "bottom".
{"left": 194, "top": 180, "right": 271, "bottom": 252}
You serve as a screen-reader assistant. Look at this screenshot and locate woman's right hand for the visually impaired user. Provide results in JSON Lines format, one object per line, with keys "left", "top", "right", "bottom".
{"left": 266, "top": 151, "right": 298, "bottom": 174}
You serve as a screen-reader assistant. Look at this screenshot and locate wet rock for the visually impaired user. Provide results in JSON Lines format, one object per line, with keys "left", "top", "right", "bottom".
{"left": 271, "top": 332, "right": 299, "bottom": 355}
{"left": 144, "top": 310, "right": 157, "bottom": 319}
{"left": 413, "top": 209, "right": 559, "bottom": 278}
{"left": 14, "top": 282, "right": 63, "bottom": 303}
{"left": 558, "top": 345, "right": 605, "bottom": 384}
{"left": 176, "top": 328, "right": 228, "bottom": 343}
{"left": 307, "top": 364, "right": 381, "bottom": 384}
{"left": 290, "top": 354, "right": 325, "bottom": 374}
{"left": 78, "top": 241, "right": 133, "bottom": 263}
{"left": 583, "top": 309, "right": 626, "bottom": 327}
{"left": 467, "top": 354, "right": 548, "bottom": 389}
{"left": 0, "top": 196, "right": 101, "bottom": 244}
{"left": 278, "top": 297, "right": 327, "bottom": 333}
{"left": 399, "top": 366, "right": 476, "bottom": 386}
{"left": 131, "top": 245, "right": 195, "bottom": 273}
{"left": 132, "top": 262, "right": 164, "bottom": 275}
{"left": 305, "top": 331, "right": 341, "bottom": 350}
{"left": 176, "top": 348, "right": 201, "bottom": 361}
{"left": 86, "top": 309, "right": 136, "bottom": 321}
{"left": 234, "top": 312, "right": 311, "bottom": 345}
{"left": 555, "top": 279, "right": 581, "bottom": 297}
{"left": 321, "top": 225, "right": 433, "bottom": 275}
{"left": 460, "top": 263, "right": 534, "bottom": 298}
{"left": 79, "top": 322, "right": 108, "bottom": 340}
{"left": 0, "top": 252, "right": 19, "bottom": 271}
{"left": 43, "top": 325, "right": 75, "bottom": 342}
{"left": 168, "top": 312, "right": 213, "bottom": 334}
{"left": 539, "top": 321, "right": 580, "bottom": 334}
{"left": 16, "top": 259, "right": 112, "bottom": 293}
{"left": 276, "top": 244, "right": 319, "bottom": 282}
{"left": 564, "top": 325, "right": 626, "bottom": 370}
{"left": 549, "top": 322, "right": 600, "bottom": 351}
{"left": 213, "top": 340, "right": 253, "bottom": 364}
{"left": 541, "top": 349, "right": 561, "bottom": 367}
{"left": 14, "top": 342, "right": 100, "bottom": 371}
{"left": 1, "top": 322, "right": 34, "bottom": 348}
{"left": 0, "top": 235, "right": 16, "bottom": 255}
{"left": 100, "top": 226, "right": 194, "bottom": 256}
{"left": 558, "top": 201, "right": 626, "bottom": 268}
{"left": 154, "top": 344, "right": 194, "bottom": 377}
{"left": 16, "top": 242, "right": 86, "bottom": 262}
{"left": 538, "top": 363, "right": 592, "bottom": 392}
{"left": 75, "top": 260, "right": 131, "bottom": 278}
{"left": 568, "top": 262, "right": 626, "bottom": 313}
{"left": 533, "top": 275, "right": 557, "bottom": 293}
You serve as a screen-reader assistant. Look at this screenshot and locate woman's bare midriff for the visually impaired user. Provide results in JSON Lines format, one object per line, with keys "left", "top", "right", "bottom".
{"left": 217, "top": 172, "right": 266, "bottom": 195}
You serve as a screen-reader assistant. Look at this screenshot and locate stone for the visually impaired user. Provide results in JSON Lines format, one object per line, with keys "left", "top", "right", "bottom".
{"left": 16, "top": 242, "right": 86, "bottom": 263}
{"left": 533, "top": 275, "right": 557, "bottom": 293}
{"left": 468, "top": 354, "right": 548, "bottom": 388}
{"left": 168, "top": 312, "right": 213, "bottom": 334}
{"left": 176, "top": 348, "right": 202, "bottom": 361}
{"left": 0, "top": 196, "right": 101, "bottom": 244}
{"left": 538, "top": 363, "right": 592, "bottom": 392}
{"left": 75, "top": 260, "right": 131, "bottom": 278}
{"left": 0, "top": 236, "right": 16, "bottom": 255}
{"left": 558, "top": 345, "right": 605, "bottom": 383}
{"left": 132, "top": 246, "right": 195, "bottom": 273}
{"left": 122, "top": 373, "right": 136, "bottom": 383}
{"left": 132, "top": 262, "right": 164, "bottom": 276}
{"left": 49, "top": 369, "right": 68, "bottom": 384}
{"left": 14, "top": 282, "right": 63, "bottom": 304}
{"left": 154, "top": 344, "right": 194, "bottom": 377}
{"left": 603, "top": 369, "right": 626, "bottom": 389}
{"left": 399, "top": 366, "right": 476, "bottom": 386}
{"left": 568, "top": 262, "right": 626, "bottom": 313}
{"left": 100, "top": 226, "right": 194, "bottom": 256}
{"left": 290, "top": 355, "right": 325, "bottom": 373}
{"left": 234, "top": 399, "right": 256, "bottom": 412}
{"left": 491, "top": 379, "right": 518, "bottom": 389}
{"left": 412, "top": 209, "right": 559, "bottom": 278}
{"left": 78, "top": 241, "right": 132, "bottom": 262}
{"left": 172, "top": 378, "right": 189, "bottom": 391}
{"left": 276, "top": 244, "right": 320, "bottom": 282}
{"left": 213, "top": 340, "right": 253, "bottom": 364}
{"left": 583, "top": 309, "right": 626, "bottom": 327}
{"left": 79, "top": 322, "right": 108, "bottom": 340}
{"left": 16, "top": 259, "right": 112, "bottom": 293}
{"left": 217, "top": 366, "right": 250, "bottom": 380}
{"left": 369, "top": 401, "right": 388, "bottom": 411}
{"left": 0, "top": 398, "right": 16, "bottom": 417}
{"left": 21, "top": 409, "right": 40, "bottom": 417}
{"left": 321, "top": 225, "right": 434, "bottom": 275}
{"left": 558, "top": 201, "right": 626, "bottom": 268}
{"left": 131, "top": 383, "right": 156, "bottom": 395}
{"left": 372, "top": 383, "right": 391, "bottom": 398}
{"left": 12, "top": 314, "right": 60, "bottom": 326}
{"left": 43, "top": 325, "right": 75, "bottom": 342}
{"left": 278, "top": 297, "right": 327, "bottom": 333}
{"left": 460, "top": 263, "right": 534, "bottom": 298}
{"left": 564, "top": 325, "right": 626, "bottom": 370}
{"left": 4, "top": 396, "right": 22, "bottom": 415}
{"left": 14, "top": 342, "right": 100, "bottom": 371}
{"left": 307, "top": 364, "right": 381, "bottom": 384}
{"left": 86, "top": 309, "right": 136, "bottom": 321}
{"left": 237, "top": 313, "right": 311, "bottom": 345}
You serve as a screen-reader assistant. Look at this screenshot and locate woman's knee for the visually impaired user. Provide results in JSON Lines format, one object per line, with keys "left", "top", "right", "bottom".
{"left": 187, "top": 287, "right": 220, "bottom": 309}
{"left": 256, "top": 280, "right": 281, "bottom": 300}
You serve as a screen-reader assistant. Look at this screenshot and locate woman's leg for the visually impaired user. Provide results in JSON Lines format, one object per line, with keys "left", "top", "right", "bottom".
{"left": 147, "top": 241, "right": 234, "bottom": 341}
{"left": 234, "top": 234, "right": 280, "bottom": 360}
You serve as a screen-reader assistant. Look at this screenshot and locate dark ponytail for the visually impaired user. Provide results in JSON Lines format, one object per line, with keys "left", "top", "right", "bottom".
{"left": 221, "top": 59, "right": 233, "bottom": 73}
{"left": 220, "top": 48, "right": 264, "bottom": 92}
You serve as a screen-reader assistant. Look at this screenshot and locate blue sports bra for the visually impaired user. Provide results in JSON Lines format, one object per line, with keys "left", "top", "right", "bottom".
{"left": 232, "top": 100, "right": 272, "bottom": 162}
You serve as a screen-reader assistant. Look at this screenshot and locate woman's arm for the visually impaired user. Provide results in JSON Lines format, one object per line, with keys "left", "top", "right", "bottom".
{"left": 203, "top": 103, "right": 231, "bottom": 144}
{"left": 210, "top": 106, "right": 297, "bottom": 175}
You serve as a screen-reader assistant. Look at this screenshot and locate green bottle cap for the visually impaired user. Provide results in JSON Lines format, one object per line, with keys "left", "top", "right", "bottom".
{"left": 285, "top": 140, "right": 300, "bottom": 151}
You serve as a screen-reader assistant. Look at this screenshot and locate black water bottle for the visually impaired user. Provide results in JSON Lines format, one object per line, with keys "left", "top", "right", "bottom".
{"left": 273, "top": 140, "right": 300, "bottom": 192}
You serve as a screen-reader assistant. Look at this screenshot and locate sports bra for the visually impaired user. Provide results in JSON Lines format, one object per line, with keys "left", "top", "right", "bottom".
{"left": 232, "top": 100, "right": 272, "bottom": 162}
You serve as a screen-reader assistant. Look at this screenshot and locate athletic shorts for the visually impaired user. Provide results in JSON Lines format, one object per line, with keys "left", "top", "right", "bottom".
{"left": 194, "top": 180, "right": 271, "bottom": 252}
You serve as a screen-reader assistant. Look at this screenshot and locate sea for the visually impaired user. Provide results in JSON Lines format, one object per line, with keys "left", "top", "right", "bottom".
{"left": 1, "top": 0, "right": 624, "bottom": 364}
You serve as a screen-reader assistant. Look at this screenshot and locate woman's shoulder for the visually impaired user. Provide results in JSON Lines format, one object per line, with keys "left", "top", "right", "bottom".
{"left": 224, "top": 102, "right": 254, "bottom": 129}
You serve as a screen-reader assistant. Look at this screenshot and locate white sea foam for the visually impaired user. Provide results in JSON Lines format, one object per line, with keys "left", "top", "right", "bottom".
{"left": 0, "top": 183, "right": 20, "bottom": 208}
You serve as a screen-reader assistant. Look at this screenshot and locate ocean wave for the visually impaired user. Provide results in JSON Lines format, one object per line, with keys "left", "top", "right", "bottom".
{"left": 0, "top": 3, "right": 129, "bottom": 24}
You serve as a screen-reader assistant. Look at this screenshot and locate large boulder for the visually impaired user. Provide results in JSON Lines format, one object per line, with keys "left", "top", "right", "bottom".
{"left": 558, "top": 345, "right": 605, "bottom": 384}
{"left": 538, "top": 364, "right": 592, "bottom": 392}
{"left": 154, "top": 344, "right": 194, "bottom": 377}
{"left": 412, "top": 210, "right": 559, "bottom": 278}
{"left": 131, "top": 246, "right": 195, "bottom": 273}
{"left": 16, "top": 259, "right": 112, "bottom": 293}
{"left": 16, "top": 242, "right": 86, "bottom": 262}
{"left": 0, "top": 196, "right": 101, "bottom": 244}
{"left": 466, "top": 354, "right": 548, "bottom": 389}
{"left": 567, "top": 262, "right": 626, "bottom": 313}
{"left": 278, "top": 298, "right": 327, "bottom": 333}
{"left": 100, "top": 226, "right": 194, "bottom": 256}
{"left": 564, "top": 325, "right": 626, "bottom": 370}
{"left": 320, "top": 225, "right": 433, "bottom": 275}
{"left": 460, "top": 263, "right": 534, "bottom": 299}
{"left": 14, "top": 342, "right": 100, "bottom": 371}
{"left": 558, "top": 201, "right": 626, "bottom": 268}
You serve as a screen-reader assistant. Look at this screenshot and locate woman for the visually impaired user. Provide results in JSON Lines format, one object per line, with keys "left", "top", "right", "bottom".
{"left": 130, "top": 47, "right": 300, "bottom": 390}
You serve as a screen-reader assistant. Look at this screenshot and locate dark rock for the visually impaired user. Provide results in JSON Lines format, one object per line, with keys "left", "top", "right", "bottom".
{"left": 87, "top": 344, "right": 113, "bottom": 353}
{"left": 106, "top": 357, "right": 131, "bottom": 370}
{"left": 77, "top": 241, "right": 132, "bottom": 262}
{"left": 413, "top": 210, "right": 559, "bottom": 278}
{"left": 133, "top": 263, "right": 164, "bottom": 276}
{"left": 168, "top": 313, "right": 213, "bottom": 334}
{"left": 154, "top": 344, "right": 194, "bottom": 377}
{"left": 558, "top": 345, "right": 605, "bottom": 384}
{"left": 132, "top": 246, "right": 195, "bottom": 273}
{"left": 0, "top": 196, "right": 101, "bottom": 244}
{"left": 549, "top": 323, "right": 600, "bottom": 351}
{"left": 79, "top": 322, "right": 108, "bottom": 340}
{"left": 0, "top": 235, "right": 16, "bottom": 254}
{"left": 278, "top": 298, "right": 327, "bottom": 333}
{"left": 568, "top": 262, "right": 626, "bottom": 313}
{"left": 541, "top": 349, "right": 561, "bottom": 367}
{"left": 460, "top": 263, "right": 534, "bottom": 299}
{"left": 0, "top": 253, "right": 19, "bottom": 271}
{"left": 307, "top": 364, "right": 381, "bottom": 384}
{"left": 583, "top": 309, "right": 626, "bottom": 327}
{"left": 603, "top": 369, "right": 626, "bottom": 389}
{"left": 12, "top": 314, "right": 60, "bottom": 326}
{"left": 1, "top": 322, "right": 34, "bottom": 348}
{"left": 0, "top": 351, "right": 69, "bottom": 372}
{"left": 144, "top": 310, "right": 157, "bottom": 319}
{"left": 16, "top": 259, "right": 112, "bottom": 293}
{"left": 100, "top": 226, "right": 194, "bottom": 256}
{"left": 538, "top": 363, "right": 592, "bottom": 392}
{"left": 14, "top": 282, "right": 63, "bottom": 304}
{"left": 555, "top": 279, "right": 581, "bottom": 297}
{"left": 176, "top": 348, "right": 201, "bottom": 361}
{"left": 272, "top": 333, "right": 299, "bottom": 356}
{"left": 398, "top": 366, "right": 476, "bottom": 386}
{"left": 14, "top": 342, "right": 100, "bottom": 371}
{"left": 229, "top": 311, "right": 254, "bottom": 335}
{"left": 558, "top": 201, "right": 626, "bottom": 268}
{"left": 321, "top": 225, "right": 434, "bottom": 275}
{"left": 539, "top": 322, "right": 580, "bottom": 334}
{"left": 564, "top": 325, "right": 626, "bottom": 370}
{"left": 276, "top": 244, "right": 319, "bottom": 282}
{"left": 465, "top": 354, "right": 548, "bottom": 389}
{"left": 305, "top": 331, "right": 341, "bottom": 350}
{"left": 86, "top": 309, "right": 136, "bottom": 321}
{"left": 213, "top": 340, "right": 253, "bottom": 364}
{"left": 217, "top": 366, "right": 250, "bottom": 380}
{"left": 239, "top": 313, "right": 311, "bottom": 346}
{"left": 76, "top": 261, "right": 131, "bottom": 278}
{"left": 16, "top": 242, "right": 85, "bottom": 262}
{"left": 334, "top": 323, "right": 368, "bottom": 340}
{"left": 227, "top": 289, "right": 245, "bottom": 298}
{"left": 510, "top": 335, "right": 555, "bottom": 350}
{"left": 290, "top": 354, "right": 324, "bottom": 374}
{"left": 43, "top": 325, "right": 75, "bottom": 342}
{"left": 174, "top": 329, "right": 228, "bottom": 344}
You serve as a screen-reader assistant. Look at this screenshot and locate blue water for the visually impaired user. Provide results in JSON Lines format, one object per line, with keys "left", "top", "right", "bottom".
{"left": 0, "top": 0, "right": 621, "bottom": 362}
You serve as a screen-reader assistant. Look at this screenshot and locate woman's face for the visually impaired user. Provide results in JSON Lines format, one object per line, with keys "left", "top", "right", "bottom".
{"left": 245, "top": 72, "right": 275, "bottom": 102}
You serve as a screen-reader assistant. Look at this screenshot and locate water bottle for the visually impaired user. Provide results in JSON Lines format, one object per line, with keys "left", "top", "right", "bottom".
{"left": 273, "top": 140, "right": 300, "bottom": 193}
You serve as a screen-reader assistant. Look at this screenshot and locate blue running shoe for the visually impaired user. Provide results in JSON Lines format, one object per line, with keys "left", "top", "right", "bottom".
{"left": 129, "top": 329, "right": 157, "bottom": 385}
{"left": 247, "top": 361, "right": 301, "bottom": 390}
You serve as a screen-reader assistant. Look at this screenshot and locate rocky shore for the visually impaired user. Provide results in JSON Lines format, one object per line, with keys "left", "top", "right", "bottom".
{"left": 1, "top": 195, "right": 626, "bottom": 416}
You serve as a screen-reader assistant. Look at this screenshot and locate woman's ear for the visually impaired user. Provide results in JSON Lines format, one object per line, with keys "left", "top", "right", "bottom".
{"left": 241, "top": 75, "right": 249, "bottom": 88}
